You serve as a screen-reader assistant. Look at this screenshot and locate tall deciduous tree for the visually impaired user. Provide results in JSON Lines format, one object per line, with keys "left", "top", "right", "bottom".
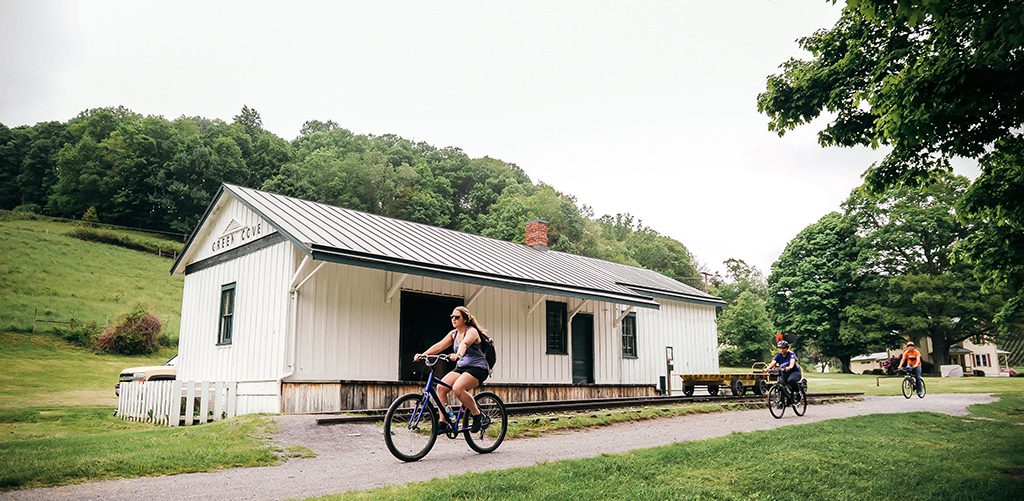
{"left": 757, "top": 0, "right": 1024, "bottom": 331}
{"left": 769, "top": 212, "right": 867, "bottom": 372}
{"left": 718, "top": 290, "right": 774, "bottom": 367}
{"left": 844, "top": 174, "right": 1008, "bottom": 367}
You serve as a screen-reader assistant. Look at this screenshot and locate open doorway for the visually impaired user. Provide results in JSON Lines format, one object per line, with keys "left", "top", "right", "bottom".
{"left": 571, "top": 313, "right": 594, "bottom": 384}
{"left": 399, "top": 291, "right": 463, "bottom": 382}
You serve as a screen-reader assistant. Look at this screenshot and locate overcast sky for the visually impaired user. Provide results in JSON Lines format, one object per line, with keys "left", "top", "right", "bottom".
{"left": 0, "top": 0, "right": 979, "bottom": 277}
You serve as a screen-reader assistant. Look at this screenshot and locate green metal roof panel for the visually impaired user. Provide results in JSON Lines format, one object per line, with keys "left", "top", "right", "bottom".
{"left": 216, "top": 183, "right": 723, "bottom": 308}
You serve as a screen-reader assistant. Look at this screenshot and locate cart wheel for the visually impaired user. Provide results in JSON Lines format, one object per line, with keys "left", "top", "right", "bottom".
{"left": 731, "top": 379, "right": 745, "bottom": 396}
{"left": 683, "top": 385, "right": 694, "bottom": 397}
{"left": 707, "top": 384, "right": 719, "bottom": 396}
{"left": 754, "top": 378, "right": 766, "bottom": 396}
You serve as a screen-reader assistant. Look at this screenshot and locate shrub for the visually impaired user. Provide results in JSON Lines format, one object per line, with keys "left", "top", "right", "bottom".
{"left": 870, "top": 368, "right": 885, "bottom": 375}
{"left": 862, "top": 369, "right": 872, "bottom": 375}
{"left": 66, "top": 227, "right": 182, "bottom": 257}
{"left": 82, "top": 206, "right": 100, "bottom": 224}
{"left": 157, "top": 332, "right": 176, "bottom": 348}
{"left": 52, "top": 319, "right": 100, "bottom": 349}
{"left": 97, "top": 305, "right": 162, "bottom": 355}
{"left": 974, "top": 369, "right": 986, "bottom": 377}
{"left": 13, "top": 204, "right": 41, "bottom": 214}
{"left": 718, "top": 346, "right": 743, "bottom": 367}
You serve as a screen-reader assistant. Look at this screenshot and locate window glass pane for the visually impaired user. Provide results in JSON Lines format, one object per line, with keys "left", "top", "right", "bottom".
{"left": 622, "top": 314, "right": 637, "bottom": 358}
{"left": 546, "top": 301, "right": 567, "bottom": 354}
{"left": 224, "top": 289, "right": 234, "bottom": 316}
{"left": 219, "top": 284, "right": 235, "bottom": 345}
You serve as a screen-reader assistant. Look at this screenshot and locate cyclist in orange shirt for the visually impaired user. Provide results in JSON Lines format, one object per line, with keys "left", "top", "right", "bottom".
{"left": 898, "top": 341, "right": 923, "bottom": 394}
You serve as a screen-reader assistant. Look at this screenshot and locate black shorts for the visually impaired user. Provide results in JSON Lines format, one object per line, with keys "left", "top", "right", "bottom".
{"left": 452, "top": 366, "right": 488, "bottom": 384}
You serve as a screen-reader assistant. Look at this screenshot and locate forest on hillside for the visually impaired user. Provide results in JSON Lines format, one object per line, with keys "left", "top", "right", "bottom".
{"left": 0, "top": 106, "right": 704, "bottom": 289}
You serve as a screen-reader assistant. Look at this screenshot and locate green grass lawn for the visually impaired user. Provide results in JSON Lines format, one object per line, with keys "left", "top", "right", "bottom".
{"left": 0, "top": 217, "right": 311, "bottom": 492}
{"left": 332, "top": 393, "right": 1024, "bottom": 501}
{"left": 804, "top": 371, "right": 1024, "bottom": 396}
{"left": 0, "top": 407, "right": 288, "bottom": 491}
{"left": 0, "top": 218, "right": 183, "bottom": 337}
{"left": 504, "top": 401, "right": 758, "bottom": 439}
{"left": 0, "top": 331, "right": 175, "bottom": 408}
{"left": 0, "top": 332, "right": 310, "bottom": 491}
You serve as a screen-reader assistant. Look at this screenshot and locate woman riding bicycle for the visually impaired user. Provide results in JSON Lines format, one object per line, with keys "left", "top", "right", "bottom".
{"left": 898, "top": 341, "right": 923, "bottom": 393}
{"left": 414, "top": 306, "right": 490, "bottom": 433}
{"left": 764, "top": 341, "right": 801, "bottom": 399}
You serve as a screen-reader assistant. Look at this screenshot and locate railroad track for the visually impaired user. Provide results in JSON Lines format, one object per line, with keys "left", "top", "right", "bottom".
{"left": 316, "top": 391, "right": 864, "bottom": 425}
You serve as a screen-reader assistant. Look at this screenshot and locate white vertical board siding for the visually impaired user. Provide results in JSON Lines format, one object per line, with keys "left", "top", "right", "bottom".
{"left": 294, "top": 264, "right": 399, "bottom": 380}
{"left": 292, "top": 262, "right": 719, "bottom": 386}
{"left": 177, "top": 240, "right": 293, "bottom": 388}
{"left": 628, "top": 300, "right": 720, "bottom": 384}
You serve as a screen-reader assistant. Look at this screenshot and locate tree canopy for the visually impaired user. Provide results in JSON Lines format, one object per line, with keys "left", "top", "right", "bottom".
{"left": 758, "top": 0, "right": 1024, "bottom": 341}
{"left": 768, "top": 212, "right": 867, "bottom": 373}
{"left": 770, "top": 174, "right": 1013, "bottom": 372}
{"left": 712, "top": 259, "right": 773, "bottom": 367}
{"left": 0, "top": 106, "right": 705, "bottom": 290}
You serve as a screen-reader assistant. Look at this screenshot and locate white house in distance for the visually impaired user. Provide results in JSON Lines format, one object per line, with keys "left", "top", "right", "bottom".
{"left": 170, "top": 184, "right": 725, "bottom": 414}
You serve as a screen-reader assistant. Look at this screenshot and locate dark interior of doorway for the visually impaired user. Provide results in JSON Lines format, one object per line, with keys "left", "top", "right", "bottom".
{"left": 399, "top": 291, "right": 464, "bottom": 382}
{"left": 572, "top": 313, "right": 594, "bottom": 384}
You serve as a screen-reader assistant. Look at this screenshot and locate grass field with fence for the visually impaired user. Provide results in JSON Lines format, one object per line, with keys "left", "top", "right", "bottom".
{"left": 0, "top": 216, "right": 183, "bottom": 338}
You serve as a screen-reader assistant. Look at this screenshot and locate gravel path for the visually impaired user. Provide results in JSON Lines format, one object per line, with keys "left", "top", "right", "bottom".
{"left": 3, "top": 394, "right": 994, "bottom": 500}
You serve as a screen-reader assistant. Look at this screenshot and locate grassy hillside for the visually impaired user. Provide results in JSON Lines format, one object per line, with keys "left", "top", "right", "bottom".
{"left": 0, "top": 332, "right": 175, "bottom": 408}
{"left": 0, "top": 216, "right": 183, "bottom": 338}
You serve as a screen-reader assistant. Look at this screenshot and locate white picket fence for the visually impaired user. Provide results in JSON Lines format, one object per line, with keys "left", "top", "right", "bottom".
{"left": 117, "top": 380, "right": 238, "bottom": 426}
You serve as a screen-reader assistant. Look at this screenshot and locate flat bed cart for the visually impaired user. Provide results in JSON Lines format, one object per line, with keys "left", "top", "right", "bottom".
{"left": 679, "top": 363, "right": 769, "bottom": 397}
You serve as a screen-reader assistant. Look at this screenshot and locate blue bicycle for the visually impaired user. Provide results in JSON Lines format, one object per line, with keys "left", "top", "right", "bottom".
{"left": 383, "top": 354, "right": 508, "bottom": 462}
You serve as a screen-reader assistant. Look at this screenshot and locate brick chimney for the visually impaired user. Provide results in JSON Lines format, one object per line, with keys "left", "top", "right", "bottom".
{"left": 525, "top": 219, "right": 549, "bottom": 251}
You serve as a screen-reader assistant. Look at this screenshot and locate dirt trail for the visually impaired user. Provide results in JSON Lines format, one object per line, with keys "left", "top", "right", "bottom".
{"left": 3, "top": 394, "right": 994, "bottom": 501}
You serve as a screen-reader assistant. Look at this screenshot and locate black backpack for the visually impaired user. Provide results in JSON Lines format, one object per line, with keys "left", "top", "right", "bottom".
{"left": 479, "top": 332, "right": 497, "bottom": 371}
{"left": 451, "top": 330, "right": 497, "bottom": 372}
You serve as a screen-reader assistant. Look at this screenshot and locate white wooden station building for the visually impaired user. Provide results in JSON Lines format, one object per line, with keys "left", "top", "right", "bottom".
{"left": 171, "top": 184, "right": 725, "bottom": 414}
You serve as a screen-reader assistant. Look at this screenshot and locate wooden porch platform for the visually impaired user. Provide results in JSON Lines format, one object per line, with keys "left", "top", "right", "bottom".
{"left": 282, "top": 380, "right": 658, "bottom": 414}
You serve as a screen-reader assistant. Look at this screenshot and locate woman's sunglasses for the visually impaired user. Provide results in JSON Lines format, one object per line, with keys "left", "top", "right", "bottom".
{"left": 450, "top": 315, "right": 464, "bottom": 320}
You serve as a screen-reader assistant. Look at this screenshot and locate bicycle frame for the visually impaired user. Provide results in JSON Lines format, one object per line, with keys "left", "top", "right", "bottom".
{"left": 409, "top": 361, "right": 468, "bottom": 435}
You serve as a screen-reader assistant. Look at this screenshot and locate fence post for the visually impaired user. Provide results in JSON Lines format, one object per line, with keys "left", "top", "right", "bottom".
{"left": 32, "top": 308, "right": 37, "bottom": 333}
{"left": 127, "top": 382, "right": 135, "bottom": 421}
{"left": 170, "top": 380, "right": 182, "bottom": 427}
{"left": 226, "top": 382, "right": 237, "bottom": 418}
{"left": 213, "top": 381, "right": 225, "bottom": 421}
{"left": 184, "top": 382, "right": 196, "bottom": 426}
{"left": 199, "top": 381, "right": 210, "bottom": 424}
{"left": 161, "top": 381, "right": 171, "bottom": 425}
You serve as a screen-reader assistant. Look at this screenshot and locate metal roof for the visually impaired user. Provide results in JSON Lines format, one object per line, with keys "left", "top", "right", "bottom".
{"left": 175, "top": 183, "right": 725, "bottom": 309}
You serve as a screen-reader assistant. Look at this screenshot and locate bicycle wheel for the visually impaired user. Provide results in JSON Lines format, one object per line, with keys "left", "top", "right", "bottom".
{"left": 792, "top": 387, "right": 807, "bottom": 416}
{"left": 917, "top": 378, "right": 927, "bottom": 398}
{"left": 901, "top": 377, "right": 914, "bottom": 399}
{"left": 767, "top": 385, "right": 785, "bottom": 419}
{"left": 463, "top": 391, "right": 507, "bottom": 454}
{"left": 384, "top": 393, "right": 438, "bottom": 462}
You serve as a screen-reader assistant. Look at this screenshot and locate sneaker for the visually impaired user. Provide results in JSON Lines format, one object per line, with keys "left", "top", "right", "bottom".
{"left": 437, "top": 421, "right": 450, "bottom": 433}
{"left": 470, "top": 414, "right": 482, "bottom": 433}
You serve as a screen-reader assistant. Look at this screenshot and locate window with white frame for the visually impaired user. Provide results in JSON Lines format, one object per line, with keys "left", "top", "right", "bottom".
{"left": 621, "top": 312, "right": 637, "bottom": 358}
{"left": 218, "top": 283, "right": 236, "bottom": 345}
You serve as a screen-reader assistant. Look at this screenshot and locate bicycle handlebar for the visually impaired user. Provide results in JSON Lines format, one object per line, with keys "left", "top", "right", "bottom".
{"left": 416, "top": 354, "right": 449, "bottom": 366}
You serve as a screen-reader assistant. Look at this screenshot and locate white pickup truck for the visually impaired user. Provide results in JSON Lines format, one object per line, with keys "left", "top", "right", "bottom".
{"left": 115, "top": 355, "right": 177, "bottom": 396}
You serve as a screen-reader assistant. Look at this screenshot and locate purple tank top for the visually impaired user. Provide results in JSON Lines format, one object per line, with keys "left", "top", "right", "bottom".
{"left": 451, "top": 329, "right": 489, "bottom": 370}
